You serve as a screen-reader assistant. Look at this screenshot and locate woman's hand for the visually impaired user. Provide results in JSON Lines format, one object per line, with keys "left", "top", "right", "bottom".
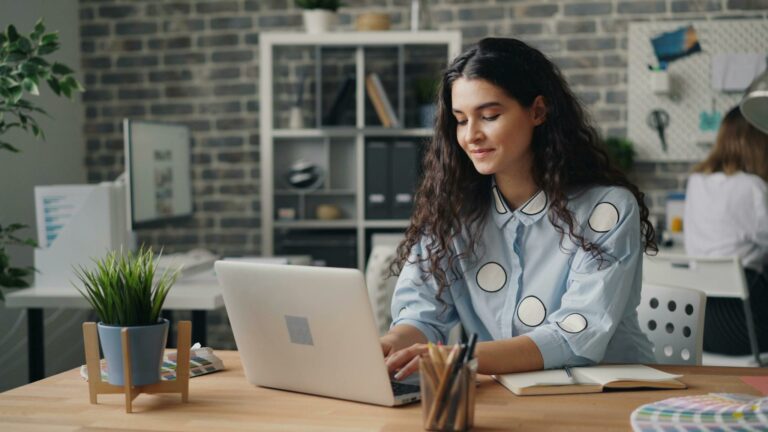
{"left": 385, "top": 343, "right": 430, "bottom": 380}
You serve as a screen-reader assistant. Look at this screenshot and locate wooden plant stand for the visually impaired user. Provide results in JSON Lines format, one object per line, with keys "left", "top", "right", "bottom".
{"left": 82, "top": 320, "right": 191, "bottom": 413}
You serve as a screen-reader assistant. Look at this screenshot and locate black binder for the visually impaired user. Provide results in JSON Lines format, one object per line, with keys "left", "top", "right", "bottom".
{"left": 390, "top": 141, "right": 419, "bottom": 219}
{"left": 365, "top": 141, "right": 391, "bottom": 219}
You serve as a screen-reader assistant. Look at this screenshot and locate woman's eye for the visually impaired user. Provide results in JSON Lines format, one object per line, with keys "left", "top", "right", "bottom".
{"left": 483, "top": 114, "right": 500, "bottom": 121}
{"left": 456, "top": 119, "right": 467, "bottom": 126}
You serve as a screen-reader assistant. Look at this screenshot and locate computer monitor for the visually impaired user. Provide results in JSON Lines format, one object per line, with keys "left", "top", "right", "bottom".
{"left": 123, "top": 119, "right": 192, "bottom": 229}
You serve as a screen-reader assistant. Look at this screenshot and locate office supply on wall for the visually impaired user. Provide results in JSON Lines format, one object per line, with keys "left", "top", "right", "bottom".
{"left": 81, "top": 345, "right": 224, "bottom": 382}
{"left": 650, "top": 25, "right": 701, "bottom": 66}
{"left": 33, "top": 182, "right": 132, "bottom": 288}
{"left": 390, "top": 141, "right": 419, "bottom": 219}
{"left": 628, "top": 20, "right": 768, "bottom": 161}
{"left": 494, "top": 364, "right": 684, "bottom": 396}
{"left": 646, "top": 109, "right": 670, "bottom": 153}
{"left": 216, "top": 261, "right": 421, "bottom": 406}
{"left": 712, "top": 53, "right": 767, "bottom": 92}
{"left": 365, "top": 140, "right": 391, "bottom": 219}
{"left": 82, "top": 321, "right": 191, "bottom": 413}
{"left": 631, "top": 393, "right": 768, "bottom": 431}
{"left": 365, "top": 73, "right": 400, "bottom": 127}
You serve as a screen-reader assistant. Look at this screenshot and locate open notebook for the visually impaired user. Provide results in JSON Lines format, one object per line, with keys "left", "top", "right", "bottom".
{"left": 494, "top": 364, "right": 685, "bottom": 396}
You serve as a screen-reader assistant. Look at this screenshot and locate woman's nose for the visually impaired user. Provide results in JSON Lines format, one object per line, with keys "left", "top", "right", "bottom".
{"left": 465, "top": 120, "right": 482, "bottom": 144}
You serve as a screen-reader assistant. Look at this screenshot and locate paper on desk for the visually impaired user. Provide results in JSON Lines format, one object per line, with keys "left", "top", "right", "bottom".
{"left": 34, "top": 185, "right": 96, "bottom": 248}
{"left": 711, "top": 53, "right": 767, "bottom": 92}
{"left": 741, "top": 376, "right": 768, "bottom": 396}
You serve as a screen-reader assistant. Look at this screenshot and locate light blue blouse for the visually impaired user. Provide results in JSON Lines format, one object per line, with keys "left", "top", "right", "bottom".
{"left": 390, "top": 182, "right": 654, "bottom": 368}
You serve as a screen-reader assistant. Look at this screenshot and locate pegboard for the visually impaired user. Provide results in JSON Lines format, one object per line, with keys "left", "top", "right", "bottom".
{"left": 628, "top": 20, "right": 768, "bottom": 162}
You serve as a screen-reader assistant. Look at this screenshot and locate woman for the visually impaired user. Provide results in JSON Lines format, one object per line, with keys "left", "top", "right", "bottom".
{"left": 684, "top": 106, "right": 768, "bottom": 356}
{"left": 381, "top": 38, "right": 657, "bottom": 379}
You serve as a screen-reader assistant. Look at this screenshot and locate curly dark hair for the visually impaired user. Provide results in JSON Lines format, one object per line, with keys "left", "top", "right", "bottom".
{"left": 394, "top": 37, "right": 657, "bottom": 300}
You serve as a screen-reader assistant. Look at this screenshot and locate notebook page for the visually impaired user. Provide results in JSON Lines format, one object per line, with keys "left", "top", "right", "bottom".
{"left": 573, "top": 364, "right": 682, "bottom": 386}
{"left": 495, "top": 369, "right": 575, "bottom": 390}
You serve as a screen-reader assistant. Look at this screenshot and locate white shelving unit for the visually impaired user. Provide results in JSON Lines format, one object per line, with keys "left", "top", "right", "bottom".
{"left": 259, "top": 31, "right": 461, "bottom": 269}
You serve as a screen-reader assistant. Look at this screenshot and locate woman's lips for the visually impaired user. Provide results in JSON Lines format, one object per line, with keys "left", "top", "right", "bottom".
{"left": 471, "top": 148, "right": 495, "bottom": 159}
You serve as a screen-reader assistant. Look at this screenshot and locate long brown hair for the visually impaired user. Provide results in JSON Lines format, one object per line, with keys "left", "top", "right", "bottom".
{"left": 693, "top": 106, "right": 768, "bottom": 181}
{"left": 394, "top": 38, "right": 657, "bottom": 299}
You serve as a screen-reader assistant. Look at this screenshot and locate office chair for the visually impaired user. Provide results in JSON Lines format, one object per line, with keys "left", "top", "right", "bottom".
{"left": 638, "top": 283, "right": 706, "bottom": 365}
{"left": 643, "top": 254, "right": 765, "bottom": 366}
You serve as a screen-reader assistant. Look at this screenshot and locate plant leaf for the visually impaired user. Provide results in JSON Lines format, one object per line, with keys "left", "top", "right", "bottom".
{"left": 0, "top": 141, "right": 20, "bottom": 152}
{"left": 40, "top": 32, "right": 58, "bottom": 46}
{"left": 36, "top": 43, "right": 58, "bottom": 56}
{"left": 46, "top": 77, "right": 61, "bottom": 96}
{"left": 51, "top": 62, "right": 73, "bottom": 75}
{"left": 22, "top": 78, "right": 39, "bottom": 96}
{"left": 16, "top": 36, "right": 32, "bottom": 54}
{"left": 7, "top": 25, "right": 19, "bottom": 42}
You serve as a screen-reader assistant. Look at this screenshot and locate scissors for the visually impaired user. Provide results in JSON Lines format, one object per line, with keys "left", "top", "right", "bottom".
{"left": 646, "top": 109, "right": 670, "bottom": 153}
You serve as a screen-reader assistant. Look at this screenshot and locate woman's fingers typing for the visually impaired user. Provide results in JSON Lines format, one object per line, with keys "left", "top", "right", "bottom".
{"left": 385, "top": 343, "right": 429, "bottom": 380}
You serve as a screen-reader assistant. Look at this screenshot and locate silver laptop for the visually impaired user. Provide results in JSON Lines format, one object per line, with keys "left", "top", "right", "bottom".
{"left": 215, "top": 261, "right": 421, "bottom": 406}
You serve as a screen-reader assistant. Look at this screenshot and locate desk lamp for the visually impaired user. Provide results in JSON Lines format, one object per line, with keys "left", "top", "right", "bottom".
{"left": 740, "top": 69, "right": 768, "bottom": 134}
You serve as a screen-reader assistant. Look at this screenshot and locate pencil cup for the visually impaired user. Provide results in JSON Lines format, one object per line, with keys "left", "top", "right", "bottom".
{"left": 420, "top": 357, "right": 477, "bottom": 431}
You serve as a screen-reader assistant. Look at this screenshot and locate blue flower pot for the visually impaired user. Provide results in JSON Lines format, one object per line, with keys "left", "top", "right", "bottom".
{"left": 97, "top": 319, "right": 169, "bottom": 386}
{"left": 419, "top": 104, "right": 437, "bottom": 128}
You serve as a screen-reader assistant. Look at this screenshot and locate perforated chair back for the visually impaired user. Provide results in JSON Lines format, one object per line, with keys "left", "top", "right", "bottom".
{"left": 638, "top": 283, "right": 706, "bottom": 365}
{"left": 643, "top": 254, "right": 764, "bottom": 366}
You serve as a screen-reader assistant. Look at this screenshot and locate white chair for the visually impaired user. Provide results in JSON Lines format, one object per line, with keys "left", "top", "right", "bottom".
{"left": 638, "top": 283, "right": 706, "bottom": 365}
{"left": 643, "top": 254, "right": 765, "bottom": 366}
{"left": 365, "top": 235, "right": 402, "bottom": 336}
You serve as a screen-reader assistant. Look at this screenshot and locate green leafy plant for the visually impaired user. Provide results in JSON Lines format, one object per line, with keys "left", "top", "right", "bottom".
{"left": 0, "top": 19, "right": 83, "bottom": 299}
{"left": 74, "top": 247, "right": 179, "bottom": 327}
{"left": 603, "top": 136, "right": 636, "bottom": 173}
{"left": 296, "top": 0, "right": 343, "bottom": 11}
{"left": 414, "top": 76, "right": 439, "bottom": 105}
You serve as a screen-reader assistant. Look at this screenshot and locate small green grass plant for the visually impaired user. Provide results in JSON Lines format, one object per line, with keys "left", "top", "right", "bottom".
{"left": 74, "top": 246, "right": 178, "bottom": 326}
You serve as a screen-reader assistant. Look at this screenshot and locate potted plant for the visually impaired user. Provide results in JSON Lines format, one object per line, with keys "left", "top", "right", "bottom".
{"left": 75, "top": 246, "right": 179, "bottom": 386}
{"left": 297, "top": 0, "right": 342, "bottom": 34}
{"left": 0, "top": 19, "right": 83, "bottom": 300}
{"left": 603, "top": 136, "right": 636, "bottom": 173}
{"left": 414, "top": 76, "right": 439, "bottom": 128}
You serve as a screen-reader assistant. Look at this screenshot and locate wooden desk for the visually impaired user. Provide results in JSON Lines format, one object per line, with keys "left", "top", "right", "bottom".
{"left": 0, "top": 351, "right": 763, "bottom": 431}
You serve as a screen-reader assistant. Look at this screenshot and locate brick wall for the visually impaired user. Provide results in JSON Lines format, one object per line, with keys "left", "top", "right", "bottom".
{"left": 78, "top": 0, "right": 768, "bottom": 348}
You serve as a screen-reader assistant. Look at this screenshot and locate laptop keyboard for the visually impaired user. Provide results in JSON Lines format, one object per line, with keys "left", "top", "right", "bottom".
{"left": 391, "top": 381, "right": 420, "bottom": 396}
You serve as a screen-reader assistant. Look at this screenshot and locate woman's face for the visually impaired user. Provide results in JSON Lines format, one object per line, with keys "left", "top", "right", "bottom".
{"left": 451, "top": 77, "right": 545, "bottom": 177}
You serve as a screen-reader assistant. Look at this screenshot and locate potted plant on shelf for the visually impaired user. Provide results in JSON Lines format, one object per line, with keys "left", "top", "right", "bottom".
{"left": 603, "top": 136, "right": 636, "bottom": 173}
{"left": 75, "top": 246, "right": 179, "bottom": 386}
{"left": 414, "top": 76, "right": 439, "bottom": 128}
{"left": 0, "top": 19, "right": 83, "bottom": 300}
{"left": 297, "top": 0, "right": 342, "bottom": 34}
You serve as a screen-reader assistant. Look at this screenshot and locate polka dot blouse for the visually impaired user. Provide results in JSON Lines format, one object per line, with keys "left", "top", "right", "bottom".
{"left": 390, "top": 181, "right": 655, "bottom": 369}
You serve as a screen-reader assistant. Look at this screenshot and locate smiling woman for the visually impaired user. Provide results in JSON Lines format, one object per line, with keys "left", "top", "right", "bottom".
{"left": 380, "top": 38, "right": 659, "bottom": 380}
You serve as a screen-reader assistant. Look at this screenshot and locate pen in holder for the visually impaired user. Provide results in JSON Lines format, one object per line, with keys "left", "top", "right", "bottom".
{"left": 419, "top": 336, "right": 478, "bottom": 431}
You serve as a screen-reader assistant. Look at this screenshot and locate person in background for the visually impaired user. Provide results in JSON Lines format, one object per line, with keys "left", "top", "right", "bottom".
{"left": 684, "top": 105, "right": 768, "bottom": 356}
{"left": 380, "top": 38, "right": 657, "bottom": 380}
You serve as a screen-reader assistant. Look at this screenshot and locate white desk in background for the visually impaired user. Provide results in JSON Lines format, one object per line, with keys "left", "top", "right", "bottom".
{"left": 5, "top": 269, "right": 223, "bottom": 384}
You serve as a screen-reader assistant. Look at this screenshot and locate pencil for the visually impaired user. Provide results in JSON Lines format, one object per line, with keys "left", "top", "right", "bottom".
{"left": 427, "top": 344, "right": 461, "bottom": 427}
